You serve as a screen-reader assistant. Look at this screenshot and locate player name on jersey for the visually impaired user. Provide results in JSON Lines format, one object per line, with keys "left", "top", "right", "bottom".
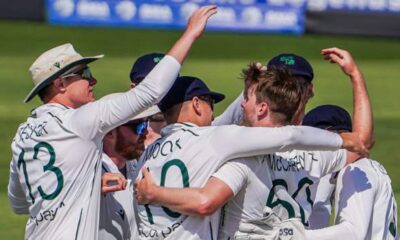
{"left": 141, "top": 138, "right": 183, "bottom": 162}
{"left": 266, "top": 152, "right": 319, "bottom": 172}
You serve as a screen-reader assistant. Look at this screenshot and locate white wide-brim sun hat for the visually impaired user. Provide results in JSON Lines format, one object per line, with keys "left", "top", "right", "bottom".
{"left": 25, "top": 43, "right": 104, "bottom": 103}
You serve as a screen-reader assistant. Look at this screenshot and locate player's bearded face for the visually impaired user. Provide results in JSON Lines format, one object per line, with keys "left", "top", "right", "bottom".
{"left": 115, "top": 126, "right": 146, "bottom": 160}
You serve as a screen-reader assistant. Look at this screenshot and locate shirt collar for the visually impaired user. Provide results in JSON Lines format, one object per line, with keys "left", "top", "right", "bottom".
{"left": 160, "top": 122, "right": 198, "bottom": 137}
{"left": 30, "top": 103, "right": 69, "bottom": 118}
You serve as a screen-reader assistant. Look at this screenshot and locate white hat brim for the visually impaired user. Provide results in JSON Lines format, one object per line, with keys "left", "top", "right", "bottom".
{"left": 132, "top": 105, "right": 161, "bottom": 120}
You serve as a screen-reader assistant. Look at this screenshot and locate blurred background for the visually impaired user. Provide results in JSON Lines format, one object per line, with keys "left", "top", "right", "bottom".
{"left": 0, "top": 0, "right": 399, "bottom": 238}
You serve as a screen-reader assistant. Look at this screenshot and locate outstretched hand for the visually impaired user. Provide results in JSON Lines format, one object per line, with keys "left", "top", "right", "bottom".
{"left": 101, "top": 172, "right": 127, "bottom": 194}
{"left": 321, "top": 47, "right": 360, "bottom": 77}
{"left": 134, "top": 167, "right": 157, "bottom": 205}
{"left": 167, "top": 5, "right": 217, "bottom": 64}
{"left": 184, "top": 5, "right": 218, "bottom": 41}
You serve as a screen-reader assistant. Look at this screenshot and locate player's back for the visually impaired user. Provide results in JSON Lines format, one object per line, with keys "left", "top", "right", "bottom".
{"left": 335, "top": 158, "right": 398, "bottom": 240}
{"left": 135, "top": 122, "right": 228, "bottom": 240}
{"left": 10, "top": 104, "right": 102, "bottom": 240}
{"left": 264, "top": 149, "right": 346, "bottom": 226}
{"left": 214, "top": 149, "right": 343, "bottom": 239}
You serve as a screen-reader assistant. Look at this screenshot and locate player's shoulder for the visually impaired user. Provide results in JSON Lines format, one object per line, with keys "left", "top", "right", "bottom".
{"left": 225, "top": 156, "right": 265, "bottom": 173}
{"left": 273, "top": 148, "right": 342, "bottom": 160}
{"left": 350, "top": 158, "right": 390, "bottom": 179}
{"left": 339, "top": 158, "right": 384, "bottom": 188}
{"left": 203, "top": 124, "right": 245, "bottom": 139}
{"left": 12, "top": 104, "right": 72, "bottom": 144}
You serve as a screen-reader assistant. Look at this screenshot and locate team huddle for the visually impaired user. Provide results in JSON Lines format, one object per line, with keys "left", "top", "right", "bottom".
{"left": 7, "top": 5, "right": 399, "bottom": 240}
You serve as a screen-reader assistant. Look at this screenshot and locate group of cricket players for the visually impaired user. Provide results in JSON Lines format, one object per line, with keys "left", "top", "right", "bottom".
{"left": 7, "top": 5, "right": 399, "bottom": 240}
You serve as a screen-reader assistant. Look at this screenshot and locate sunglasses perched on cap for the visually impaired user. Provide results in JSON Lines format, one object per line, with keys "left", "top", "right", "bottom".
{"left": 61, "top": 67, "right": 94, "bottom": 81}
{"left": 122, "top": 120, "right": 149, "bottom": 135}
{"left": 198, "top": 95, "right": 215, "bottom": 111}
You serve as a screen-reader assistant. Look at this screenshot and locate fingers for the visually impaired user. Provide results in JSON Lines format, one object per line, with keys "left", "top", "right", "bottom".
{"left": 142, "top": 167, "right": 149, "bottom": 179}
{"left": 203, "top": 5, "right": 218, "bottom": 18}
{"left": 326, "top": 53, "right": 344, "bottom": 65}
{"left": 190, "top": 5, "right": 217, "bottom": 22}
{"left": 199, "top": 5, "right": 217, "bottom": 14}
{"left": 322, "top": 48, "right": 345, "bottom": 64}
{"left": 185, "top": 5, "right": 218, "bottom": 40}
{"left": 134, "top": 167, "right": 156, "bottom": 204}
{"left": 321, "top": 47, "right": 346, "bottom": 58}
{"left": 322, "top": 47, "right": 359, "bottom": 76}
{"left": 134, "top": 179, "right": 148, "bottom": 205}
{"left": 101, "top": 172, "right": 127, "bottom": 194}
{"left": 102, "top": 185, "right": 123, "bottom": 194}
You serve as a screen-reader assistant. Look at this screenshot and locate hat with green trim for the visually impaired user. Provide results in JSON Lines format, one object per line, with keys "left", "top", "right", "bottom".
{"left": 267, "top": 53, "right": 314, "bottom": 82}
{"left": 25, "top": 43, "right": 104, "bottom": 103}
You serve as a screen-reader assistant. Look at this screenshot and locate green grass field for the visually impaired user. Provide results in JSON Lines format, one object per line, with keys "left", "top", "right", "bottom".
{"left": 1, "top": 20, "right": 399, "bottom": 239}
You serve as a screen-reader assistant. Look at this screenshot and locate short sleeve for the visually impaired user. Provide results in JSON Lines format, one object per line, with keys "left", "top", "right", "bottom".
{"left": 212, "top": 160, "right": 249, "bottom": 195}
{"left": 306, "top": 149, "right": 347, "bottom": 178}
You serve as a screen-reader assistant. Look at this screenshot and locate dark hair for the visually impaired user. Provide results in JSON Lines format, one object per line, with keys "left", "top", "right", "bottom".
{"left": 242, "top": 63, "right": 308, "bottom": 123}
{"left": 37, "top": 84, "right": 53, "bottom": 102}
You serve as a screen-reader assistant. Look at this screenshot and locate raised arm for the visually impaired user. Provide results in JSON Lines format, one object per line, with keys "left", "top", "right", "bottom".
{"left": 321, "top": 48, "right": 374, "bottom": 149}
{"left": 67, "top": 6, "right": 218, "bottom": 139}
{"left": 212, "top": 92, "right": 244, "bottom": 126}
{"left": 210, "top": 125, "right": 366, "bottom": 162}
{"left": 168, "top": 5, "right": 217, "bottom": 64}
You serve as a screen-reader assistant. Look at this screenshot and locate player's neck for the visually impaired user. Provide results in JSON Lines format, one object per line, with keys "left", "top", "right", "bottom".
{"left": 253, "top": 116, "right": 286, "bottom": 128}
{"left": 109, "top": 154, "right": 126, "bottom": 169}
{"left": 47, "top": 96, "right": 82, "bottom": 109}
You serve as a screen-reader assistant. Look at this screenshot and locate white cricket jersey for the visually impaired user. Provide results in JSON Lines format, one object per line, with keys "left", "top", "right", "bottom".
{"left": 99, "top": 154, "right": 138, "bottom": 240}
{"left": 135, "top": 122, "right": 343, "bottom": 240}
{"left": 266, "top": 149, "right": 346, "bottom": 227}
{"left": 306, "top": 158, "right": 399, "bottom": 240}
{"left": 7, "top": 55, "right": 180, "bottom": 240}
{"left": 308, "top": 173, "right": 337, "bottom": 229}
{"left": 213, "top": 149, "right": 346, "bottom": 239}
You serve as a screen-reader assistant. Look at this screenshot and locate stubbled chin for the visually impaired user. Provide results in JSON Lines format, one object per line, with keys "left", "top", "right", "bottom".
{"left": 241, "top": 119, "right": 252, "bottom": 127}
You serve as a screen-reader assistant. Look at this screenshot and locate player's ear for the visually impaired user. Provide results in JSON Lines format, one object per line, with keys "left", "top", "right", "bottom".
{"left": 130, "top": 83, "right": 137, "bottom": 89}
{"left": 257, "top": 101, "right": 268, "bottom": 118}
{"left": 192, "top": 96, "right": 202, "bottom": 115}
{"left": 103, "top": 129, "right": 118, "bottom": 153}
{"left": 105, "top": 129, "right": 117, "bottom": 139}
{"left": 307, "top": 83, "right": 314, "bottom": 100}
{"left": 53, "top": 78, "right": 67, "bottom": 93}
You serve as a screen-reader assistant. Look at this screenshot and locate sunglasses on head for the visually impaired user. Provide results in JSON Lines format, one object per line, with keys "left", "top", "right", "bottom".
{"left": 123, "top": 120, "right": 149, "bottom": 135}
{"left": 61, "top": 67, "right": 94, "bottom": 81}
